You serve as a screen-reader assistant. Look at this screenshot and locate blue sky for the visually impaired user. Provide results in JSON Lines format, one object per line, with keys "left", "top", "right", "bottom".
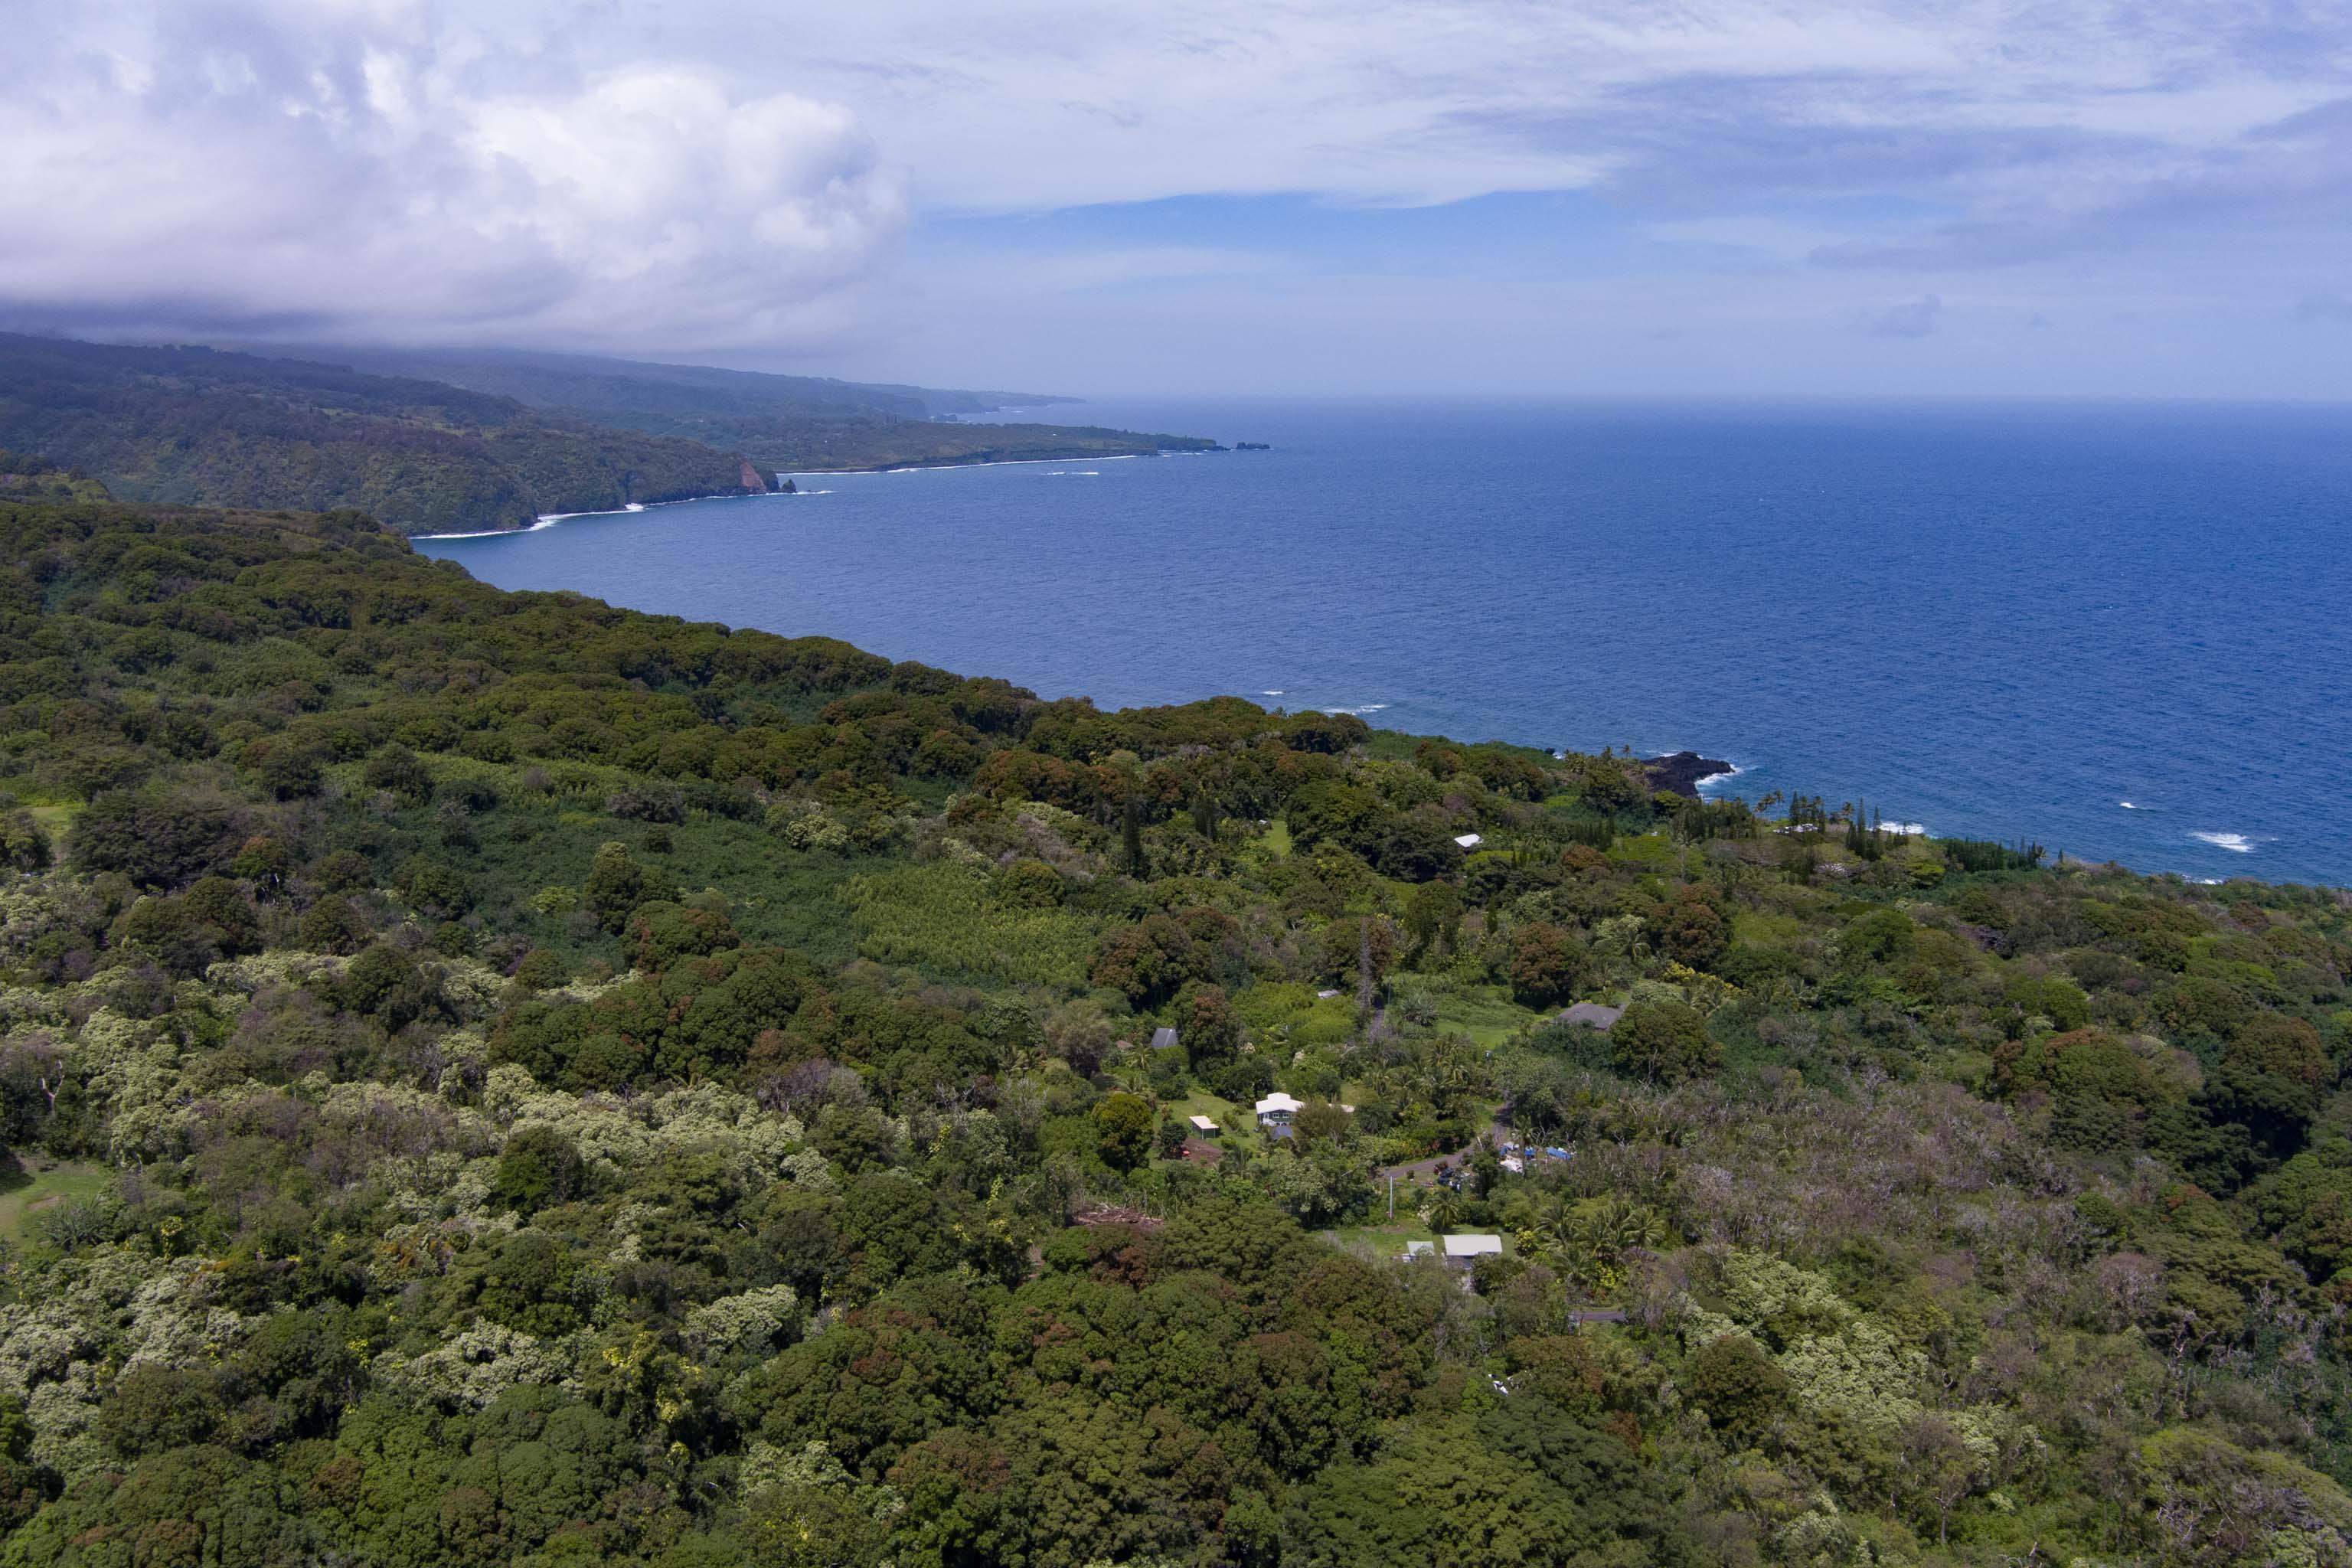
{"left": 5, "top": 1, "right": 2350, "bottom": 397}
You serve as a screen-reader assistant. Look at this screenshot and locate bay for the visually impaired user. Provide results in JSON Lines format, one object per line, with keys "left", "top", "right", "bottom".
{"left": 420, "top": 397, "right": 2352, "bottom": 886}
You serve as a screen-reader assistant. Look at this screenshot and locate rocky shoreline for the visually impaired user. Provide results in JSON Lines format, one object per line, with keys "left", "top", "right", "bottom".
{"left": 1642, "top": 750, "right": 1735, "bottom": 797}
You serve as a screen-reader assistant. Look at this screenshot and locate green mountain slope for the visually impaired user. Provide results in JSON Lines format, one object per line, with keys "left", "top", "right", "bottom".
{"left": 305, "top": 343, "right": 1220, "bottom": 472}
{"left": 0, "top": 335, "right": 776, "bottom": 534}
{"left": 306, "top": 344, "right": 1067, "bottom": 422}
{"left": 0, "top": 488, "right": 2346, "bottom": 1566}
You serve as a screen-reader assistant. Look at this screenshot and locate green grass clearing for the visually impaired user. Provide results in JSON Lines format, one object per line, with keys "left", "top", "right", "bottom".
{"left": 1429, "top": 988, "right": 1541, "bottom": 1047}
{"left": 1323, "top": 1217, "right": 1511, "bottom": 1263}
{"left": 0, "top": 1159, "right": 109, "bottom": 1243}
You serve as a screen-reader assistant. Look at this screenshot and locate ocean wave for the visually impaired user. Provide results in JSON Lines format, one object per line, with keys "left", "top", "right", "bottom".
{"left": 1262, "top": 690, "right": 1285, "bottom": 697}
{"left": 2190, "top": 831, "right": 2256, "bottom": 854}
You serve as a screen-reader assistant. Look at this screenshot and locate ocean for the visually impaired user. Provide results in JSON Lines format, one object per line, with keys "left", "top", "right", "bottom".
{"left": 419, "top": 397, "right": 2352, "bottom": 887}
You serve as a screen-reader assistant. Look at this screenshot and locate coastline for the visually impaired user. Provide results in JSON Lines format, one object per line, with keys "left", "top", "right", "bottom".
{"left": 414, "top": 447, "right": 1221, "bottom": 539}
{"left": 789, "top": 446, "right": 1217, "bottom": 478}
{"left": 413, "top": 487, "right": 812, "bottom": 541}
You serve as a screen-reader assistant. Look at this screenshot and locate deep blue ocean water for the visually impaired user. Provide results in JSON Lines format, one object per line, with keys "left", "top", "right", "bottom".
{"left": 420, "top": 398, "right": 2352, "bottom": 887}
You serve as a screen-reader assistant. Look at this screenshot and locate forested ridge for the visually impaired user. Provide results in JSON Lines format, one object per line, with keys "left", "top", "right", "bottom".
{"left": 0, "top": 338, "right": 1217, "bottom": 535}
{"left": 0, "top": 336, "right": 779, "bottom": 537}
{"left": 299, "top": 345, "right": 1069, "bottom": 426}
{"left": 0, "top": 482, "right": 2348, "bottom": 1566}
{"left": 304, "top": 347, "right": 1214, "bottom": 473}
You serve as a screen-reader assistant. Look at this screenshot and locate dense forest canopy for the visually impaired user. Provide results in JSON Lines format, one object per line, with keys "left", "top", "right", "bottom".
{"left": 0, "top": 481, "right": 2347, "bottom": 1566}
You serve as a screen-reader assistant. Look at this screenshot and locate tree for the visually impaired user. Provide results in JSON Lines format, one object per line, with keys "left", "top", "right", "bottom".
{"left": 1650, "top": 887, "right": 1728, "bottom": 971}
{"left": 1403, "top": 880, "right": 1464, "bottom": 960}
{"left": 1155, "top": 1116, "right": 1187, "bottom": 1159}
{"left": 1609, "top": 999, "right": 1718, "bottom": 1084}
{"left": 1321, "top": 914, "right": 1397, "bottom": 990}
{"left": 361, "top": 743, "right": 435, "bottom": 805}
{"left": 629, "top": 900, "right": 740, "bottom": 972}
{"left": 1369, "top": 813, "right": 1464, "bottom": 882}
{"left": 490, "top": 1126, "right": 587, "bottom": 1217}
{"left": 1508, "top": 923, "right": 1585, "bottom": 1007}
{"left": 1094, "top": 1092, "right": 1155, "bottom": 1171}
{"left": 0, "top": 808, "right": 51, "bottom": 873}
{"left": 1684, "top": 1334, "right": 1789, "bottom": 1439}
{"left": 1294, "top": 1099, "right": 1354, "bottom": 1146}
{"left": 583, "top": 840, "right": 674, "bottom": 933}
{"left": 1089, "top": 916, "right": 1198, "bottom": 1008}
{"left": 1109, "top": 789, "right": 1142, "bottom": 878}
{"left": 1285, "top": 779, "right": 1378, "bottom": 853}
{"left": 69, "top": 786, "right": 247, "bottom": 887}
{"left": 1177, "top": 982, "right": 1243, "bottom": 1068}
{"left": 1566, "top": 753, "right": 1645, "bottom": 814}
{"left": 1259, "top": 1142, "right": 1373, "bottom": 1227}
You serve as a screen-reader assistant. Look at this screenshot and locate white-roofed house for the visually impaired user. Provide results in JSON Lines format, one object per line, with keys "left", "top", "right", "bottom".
{"left": 1440, "top": 1234, "right": 1504, "bottom": 1267}
{"left": 1254, "top": 1092, "right": 1304, "bottom": 1137}
{"left": 1188, "top": 1114, "right": 1220, "bottom": 1135}
{"left": 1454, "top": 832, "right": 1484, "bottom": 849}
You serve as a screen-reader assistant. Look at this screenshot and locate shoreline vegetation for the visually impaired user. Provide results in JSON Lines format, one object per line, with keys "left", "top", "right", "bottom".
{"left": 0, "top": 333, "right": 1224, "bottom": 537}
{"left": 1, "top": 458, "right": 2350, "bottom": 1565}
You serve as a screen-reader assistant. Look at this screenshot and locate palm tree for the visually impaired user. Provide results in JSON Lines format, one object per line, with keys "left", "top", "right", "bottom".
{"left": 1110, "top": 1062, "right": 1158, "bottom": 1110}
{"left": 1524, "top": 1197, "right": 1666, "bottom": 1296}
{"left": 1419, "top": 1187, "right": 1468, "bottom": 1233}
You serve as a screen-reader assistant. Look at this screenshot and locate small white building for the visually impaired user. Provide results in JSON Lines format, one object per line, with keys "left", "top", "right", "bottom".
{"left": 1455, "top": 832, "right": 1484, "bottom": 850}
{"left": 1401, "top": 1241, "right": 1436, "bottom": 1262}
{"left": 1188, "top": 1114, "right": 1220, "bottom": 1135}
{"left": 1440, "top": 1234, "right": 1504, "bottom": 1266}
{"left": 1254, "top": 1092, "right": 1304, "bottom": 1128}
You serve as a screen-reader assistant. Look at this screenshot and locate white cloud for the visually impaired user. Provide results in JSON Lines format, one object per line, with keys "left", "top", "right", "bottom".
{"left": 732, "top": 0, "right": 2351, "bottom": 214}
{"left": 0, "top": 2, "right": 905, "bottom": 352}
{"left": 5, "top": 0, "right": 2351, "bottom": 390}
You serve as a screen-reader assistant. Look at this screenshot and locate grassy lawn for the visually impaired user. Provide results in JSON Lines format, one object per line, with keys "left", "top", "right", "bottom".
{"left": 1429, "top": 988, "right": 1540, "bottom": 1047}
{"left": 1324, "top": 1216, "right": 1513, "bottom": 1262}
{"left": 0, "top": 1158, "right": 109, "bottom": 1243}
{"left": 1161, "top": 1086, "right": 1245, "bottom": 1128}
{"left": 1322, "top": 1217, "right": 1440, "bottom": 1259}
